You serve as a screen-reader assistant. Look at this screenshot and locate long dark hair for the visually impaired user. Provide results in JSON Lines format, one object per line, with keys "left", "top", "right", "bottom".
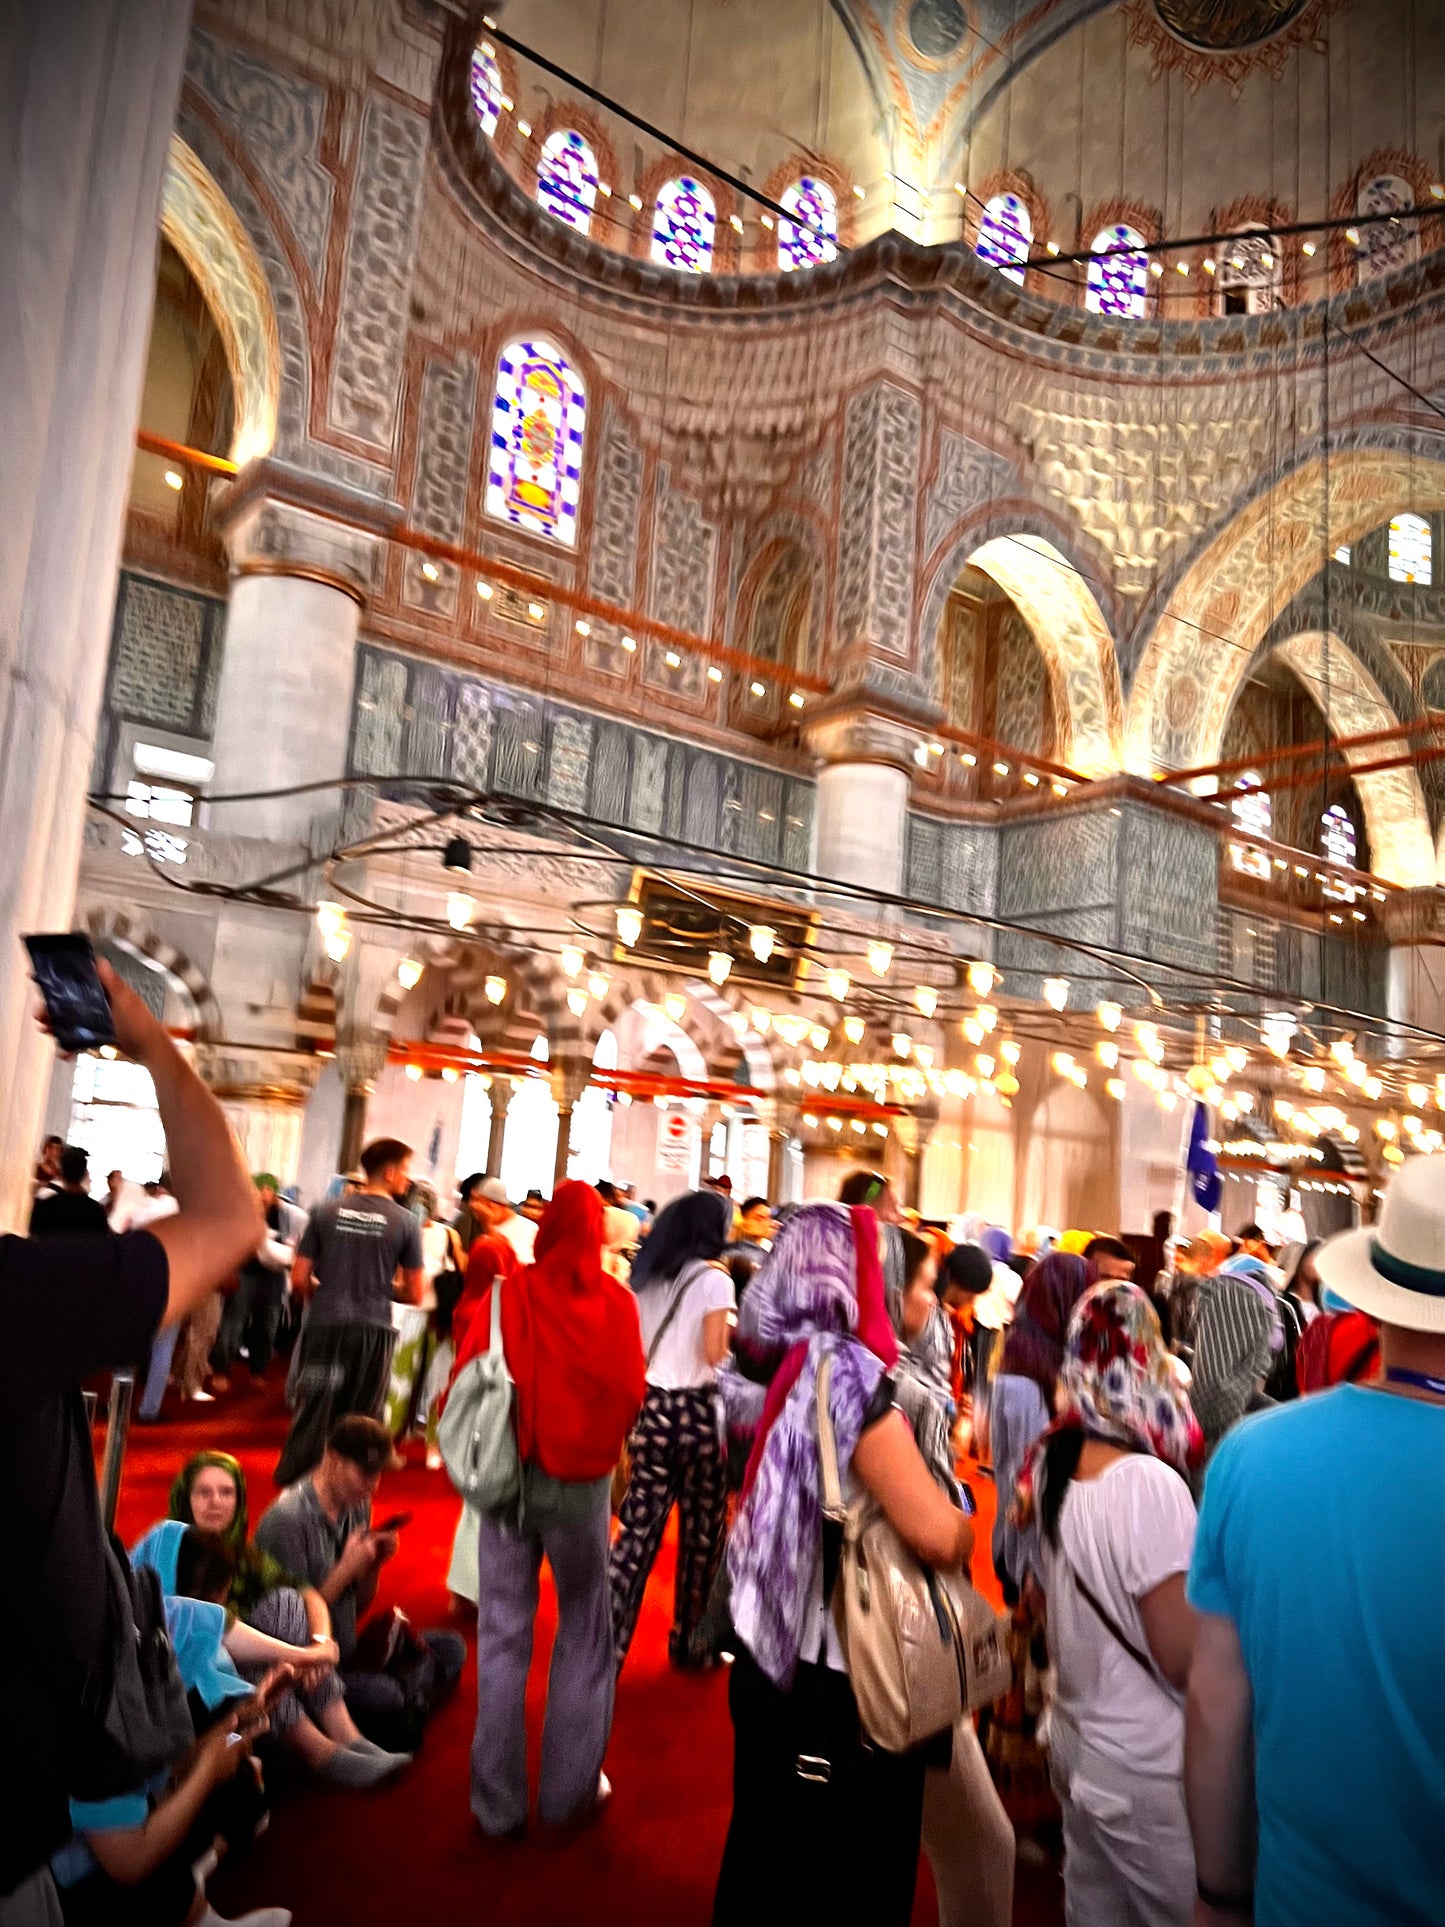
{"left": 628, "top": 1188, "right": 732, "bottom": 1299}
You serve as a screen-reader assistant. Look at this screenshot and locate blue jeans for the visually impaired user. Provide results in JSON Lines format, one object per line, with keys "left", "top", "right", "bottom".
{"left": 137, "top": 1323, "right": 180, "bottom": 1421}
{"left": 471, "top": 1469, "right": 613, "bottom": 1834}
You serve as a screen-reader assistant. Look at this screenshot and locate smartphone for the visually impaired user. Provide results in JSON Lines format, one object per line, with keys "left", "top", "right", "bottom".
{"left": 956, "top": 1480, "right": 978, "bottom": 1518}
{"left": 23, "top": 933, "right": 117, "bottom": 1054}
{"left": 373, "top": 1511, "right": 412, "bottom": 1535}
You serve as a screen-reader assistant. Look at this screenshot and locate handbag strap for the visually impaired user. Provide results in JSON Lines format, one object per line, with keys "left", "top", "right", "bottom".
{"left": 644, "top": 1257, "right": 714, "bottom": 1371}
{"left": 814, "top": 1351, "right": 844, "bottom": 1520}
{"left": 1061, "top": 1542, "right": 1163, "bottom": 1686}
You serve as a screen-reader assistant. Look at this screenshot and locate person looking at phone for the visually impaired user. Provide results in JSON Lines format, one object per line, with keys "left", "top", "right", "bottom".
{"left": 272, "top": 1138, "right": 424, "bottom": 1487}
{"left": 254, "top": 1416, "right": 461, "bottom": 1750}
{"left": 2, "top": 958, "right": 263, "bottom": 1922}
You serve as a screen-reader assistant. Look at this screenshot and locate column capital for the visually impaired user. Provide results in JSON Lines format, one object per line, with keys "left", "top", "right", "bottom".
{"left": 334, "top": 1037, "right": 389, "bottom": 1093}
{"left": 803, "top": 705, "right": 924, "bottom": 774}
{"left": 219, "top": 458, "right": 400, "bottom": 603}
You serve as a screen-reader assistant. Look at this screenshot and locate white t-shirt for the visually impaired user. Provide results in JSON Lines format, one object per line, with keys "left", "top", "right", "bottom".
{"left": 496, "top": 1212, "right": 536, "bottom": 1266}
{"left": 1040, "top": 1452, "right": 1196, "bottom": 1779}
{"left": 641, "top": 1260, "right": 736, "bottom": 1390}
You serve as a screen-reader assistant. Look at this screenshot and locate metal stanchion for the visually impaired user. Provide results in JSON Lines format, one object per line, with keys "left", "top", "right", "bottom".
{"left": 99, "top": 1370, "right": 135, "bottom": 1534}
{"left": 83, "top": 1388, "right": 98, "bottom": 1430}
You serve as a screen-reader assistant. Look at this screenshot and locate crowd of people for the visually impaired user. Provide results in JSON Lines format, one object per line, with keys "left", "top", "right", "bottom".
{"left": 6, "top": 971, "right": 1444, "bottom": 1927}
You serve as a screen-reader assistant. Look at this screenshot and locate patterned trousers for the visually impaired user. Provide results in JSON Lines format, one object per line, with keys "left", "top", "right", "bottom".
{"left": 609, "top": 1384, "right": 727, "bottom": 1670}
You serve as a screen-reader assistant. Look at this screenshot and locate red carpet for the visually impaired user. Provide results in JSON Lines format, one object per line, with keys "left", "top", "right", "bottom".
{"left": 111, "top": 1378, "right": 1063, "bottom": 1927}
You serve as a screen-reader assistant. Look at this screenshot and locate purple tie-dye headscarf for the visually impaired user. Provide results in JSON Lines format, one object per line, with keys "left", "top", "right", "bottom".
{"left": 722, "top": 1203, "right": 896, "bottom": 1689}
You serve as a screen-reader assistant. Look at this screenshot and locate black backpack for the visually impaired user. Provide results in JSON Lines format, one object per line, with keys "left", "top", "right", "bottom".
{"left": 68, "top": 1534, "right": 196, "bottom": 1800}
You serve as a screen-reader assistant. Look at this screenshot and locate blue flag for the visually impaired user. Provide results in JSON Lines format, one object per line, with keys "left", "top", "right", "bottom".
{"left": 1187, "top": 1100, "right": 1222, "bottom": 1213}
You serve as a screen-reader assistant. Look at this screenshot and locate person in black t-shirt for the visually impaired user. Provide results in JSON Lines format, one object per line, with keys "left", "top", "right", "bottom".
{"left": 2, "top": 961, "right": 264, "bottom": 1918}
{"left": 28, "top": 1146, "right": 109, "bottom": 1239}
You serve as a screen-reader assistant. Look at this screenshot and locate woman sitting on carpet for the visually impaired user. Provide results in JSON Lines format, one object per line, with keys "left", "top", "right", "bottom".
{"left": 713, "top": 1202, "right": 974, "bottom": 1927}
{"left": 460, "top": 1181, "right": 646, "bottom": 1837}
{"left": 1014, "top": 1282, "right": 1204, "bottom": 1927}
{"left": 163, "top": 1456, "right": 407, "bottom": 1787}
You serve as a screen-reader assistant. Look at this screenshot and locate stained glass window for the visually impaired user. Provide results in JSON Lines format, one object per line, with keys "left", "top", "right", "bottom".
{"left": 485, "top": 338, "right": 586, "bottom": 549}
{"left": 976, "top": 192, "right": 1032, "bottom": 285}
{"left": 1388, "top": 512, "right": 1431, "bottom": 584}
{"left": 1229, "top": 772, "right": 1272, "bottom": 879}
{"left": 469, "top": 42, "right": 503, "bottom": 137}
{"left": 536, "top": 130, "right": 599, "bottom": 234}
{"left": 1085, "top": 224, "right": 1149, "bottom": 318}
{"left": 779, "top": 177, "right": 838, "bottom": 272}
{"left": 1320, "top": 804, "right": 1357, "bottom": 898}
{"left": 1217, "top": 228, "right": 1280, "bottom": 316}
{"left": 651, "top": 176, "right": 716, "bottom": 273}
{"left": 1357, "top": 175, "right": 1418, "bottom": 281}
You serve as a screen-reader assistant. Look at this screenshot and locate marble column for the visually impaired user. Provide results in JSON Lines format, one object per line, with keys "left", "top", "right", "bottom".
{"left": 765, "top": 1110, "right": 798, "bottom": 1202}
{"left": 1381, "top": 890, "right": 1445, "bottom": 1051}
{"left": 805, "top": 711, "right": 918, "bottom": 896}
{"left": 485, "top": 1080, "right": 512, "bottom": 1179}
{"left": 0, "top": 0, "right": 193, "bottom": 1229}
{"left": 209, "top": 467, "right": 390, "bottom": 845}
{"left": 335, "top": 1039, "right": 387, "bottom": 1176}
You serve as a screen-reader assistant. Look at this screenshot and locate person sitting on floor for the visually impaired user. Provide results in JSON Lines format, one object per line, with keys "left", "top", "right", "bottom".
{"left": 166, "top": 1452, "right": 409, "bottom": 1786}
{"left": 253, "top": 1416, "right": 464, "bottom": 1753}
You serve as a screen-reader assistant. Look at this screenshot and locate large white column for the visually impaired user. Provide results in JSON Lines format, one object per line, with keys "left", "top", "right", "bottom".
{"left": 0, "top": 0, "right": 192, "bottom": 1229}
{"left": 805, "top": 712, "right": 917, "bottom": 895}
{"left": 209, "top": 473, "right": 386, "bottom": 844}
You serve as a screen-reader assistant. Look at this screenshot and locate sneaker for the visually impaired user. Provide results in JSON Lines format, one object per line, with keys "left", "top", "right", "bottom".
{"left": 187, "top": 1388, "right": 216, "bottom": 1403}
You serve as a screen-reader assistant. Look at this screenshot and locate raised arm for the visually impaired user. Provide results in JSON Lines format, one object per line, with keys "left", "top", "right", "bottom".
{"left": 854, "top": 1408, "right": 974, "bottom": 1571}
{"left": 95, "top": 961, "right": 263, "bottom": 1327}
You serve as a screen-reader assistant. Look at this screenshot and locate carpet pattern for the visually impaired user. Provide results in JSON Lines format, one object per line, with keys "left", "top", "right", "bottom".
{"left": 111, "top": 1380, "right": 1064, "bottom": 1926}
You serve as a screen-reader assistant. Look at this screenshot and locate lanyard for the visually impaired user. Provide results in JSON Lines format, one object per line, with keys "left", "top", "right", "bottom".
{"left": 1384, "top": 1367, "right": 1445, "bottom": 1400}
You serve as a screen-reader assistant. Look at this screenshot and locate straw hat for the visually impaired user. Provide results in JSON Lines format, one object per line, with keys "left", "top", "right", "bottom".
{"left": 1314, "top": 1155, "right": 1445, "bottom": 1335}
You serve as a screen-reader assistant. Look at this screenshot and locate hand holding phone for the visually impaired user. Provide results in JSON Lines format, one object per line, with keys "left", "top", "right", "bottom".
{"left": 24, "top": 934, "right": 117, "bottom": 1054}
{"left": 372, "top": 1511, "right": 412, "bottom": 1536}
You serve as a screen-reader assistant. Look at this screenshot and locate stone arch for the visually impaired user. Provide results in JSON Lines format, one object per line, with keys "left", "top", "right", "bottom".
{"left": 1267, "top": 632, "right": 1435, "bottom": 888}
{"left": 688, "top": 984, "right": 777, "bottom": 1093}
{"left": 734, "top": 524, "right": 826, "bottom": 676}
{"left": 920, "top": 513, "right": 1124, "bottom": 775}
{"left": 79, "top": 906, "right": 223, "bottom": 1043}
{"left": 1125, "top": 446, "right": 1445, "bottom": 789}
{"left": 161, "top": 136, "right": 281, "bottom": 467}
{"left": 446, "top": 947, "right": 563, "bottom": 1058}
{"left": 579, "top": 971, "right": 731, "bottom": 1081}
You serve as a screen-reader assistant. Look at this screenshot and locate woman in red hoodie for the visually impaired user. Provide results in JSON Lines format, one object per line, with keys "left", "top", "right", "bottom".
{"left": 460, "top": 1181, "right": 646, "bottom": 1836}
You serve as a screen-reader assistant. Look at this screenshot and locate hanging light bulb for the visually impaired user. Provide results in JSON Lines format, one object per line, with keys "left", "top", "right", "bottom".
{"left": 751, "top": 1006, "right": 771, "bottom": 1033}
{"left": 324, "top": 929, "right": 351, "bottom": 963}
{"left": 996, "top": 1071, "right": 1020, "bottom": 1097}
{"left": 867, "top": 940, "right": 893, "bottom": 977}
{"left": 975, "top": 1052, "right": 996, "bottom": 1079}
{"left": 447, "top": 892, "right": 474, "bottom": 931}
{"left": 914, "top": 1044, "right": 934, "bottom": 1070}
{"left": 967, "top": 961, "right": 996, "bottom": 997}
{"left": 1097, "top": 1040, "right": 1119, "bottom": 1069}
{"left": 1105, "top": 1076, "right": 1125, "bottom": 1102}
{"left": 441, "top": 1065, "right": 460, "bottom": 1083}
{"left": 1362, "top": 1075, "right": 1383, "bottom": 1101}
{"left": 1000, "top": 1039, "right": 1021, "bottom": 1066}
{"left": 664, "top": 993, "right": 687, "bottom": 1023}
{"left": 1408, "top": 1081, "right": 1429, "bottom": 1109}
{"left": 566, "top": 987, "right": 588, "bottom": 1016}
{"left": 963, "top": 1017, "right": 985, "bottom": 1046}
{"left": 1331, "top": 1037, "right": 1355, "bottom": 1067}
{"left": 750, "top": 925, "right": 777, "bottom": 964}
{"left": 729, "top": 1009, "right": 750, "bottom": 1039}
{"left": 559, "top": 944, "right": 585, "bottom": 978}
{"left": 587, "top": 971, "right": 609, "bottom": 1001}
{"left": 1096, "top": 1001, "right": 1122, "bottom": 1031}
{"left": 1042, "top": 977, "right": 1069, "bottom": 1011}
{"left": 843, "top": 1015, "right": 865, "bottom": 1045}
{"left": 708, "top": 950, "right": 733, "bottom": 986}
{"left": 809, "top": 1024, "right": 830, "bottom": 1051}
{"left": 397, "top": 956, "right": 423, "bottom": 990}
{"left": 484, "top": 974, "right": 506, "bottom": 1005}
{"left": 975, "top": 1003, "right": 998, "bottom": 1032}
{"left": 1301, "top": 1066, "right": 1327, "bottom": 1094}
{"left": 913, "top": 985, "right": 938, "bottom": 1019}
{"left": 315, "top": 900, "right": 346, "bottom": 940}
{"left": 892, "top": 1032, "right": 912, "bottom": 1058}
{"left": 826, "top": 968, "right": 851, "bottom": 1002}
{"left": 1224, "top": 1046, "right": 1249, "bottom": 1074}
{"left": 615, "top": 905, "right": 643, "bottom": 947}
{"left": 404, "top": 1062, "right": 424, "bottom": 1082}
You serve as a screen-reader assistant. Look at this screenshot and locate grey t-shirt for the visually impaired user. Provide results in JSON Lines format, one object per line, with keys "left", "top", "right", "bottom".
{"left": 253, "top": 1477, "right": 370, "bottom": 1661}
{"left": 299, "top": 1193, "right": 423, "bottom": 1329}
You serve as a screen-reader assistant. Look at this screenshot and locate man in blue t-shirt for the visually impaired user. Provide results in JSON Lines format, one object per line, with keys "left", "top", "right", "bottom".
{"left": 1185, "top": 1152, "right": 1445, "bottom": 1927}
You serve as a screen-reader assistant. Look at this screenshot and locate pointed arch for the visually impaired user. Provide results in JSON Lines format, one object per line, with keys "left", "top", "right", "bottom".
{"left": 160, "top": 136, "right": 281, "bottom": 467}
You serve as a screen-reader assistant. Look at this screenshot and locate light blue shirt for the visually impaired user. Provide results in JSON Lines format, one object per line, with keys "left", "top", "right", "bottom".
{"left": 1189, "top": 1386, "right": 1445, "bottom": 1926}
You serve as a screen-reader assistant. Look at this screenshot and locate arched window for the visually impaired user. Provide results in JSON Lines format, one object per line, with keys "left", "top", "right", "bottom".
{"left": 1229, "top": 771, "right": 1272, "bottom": 879}
{"left": 1320, "top": 803, "right": 1357, "bottom": 899}
{"left": 1217, "top": 227, "right": 1281, "bottom": 316}
{"left": 651, "top": 176, "right": 716, "bottom": 273}
{"left": 1388, "top": 512, "right": 1432, "bottom": 584}
{"left": 485, "top": 337, "right": 587, "bottom": 549}
{"left": 778, "top": 177, "right": 837, "bottom": 272}
{"left": 469, "top": 41, "right": 503, "bottom": 137}
{"left": 1356, "top": 174, "right": 1418, "bottom": 281}
{"left": 1085, "top": 224, "right": 1149, "bottom": 319}
{"left": 975, "top": 192, "right": 1032, "bottom": 285}
{"left": 536, "top": 129, "right": 599, "bottom": 234}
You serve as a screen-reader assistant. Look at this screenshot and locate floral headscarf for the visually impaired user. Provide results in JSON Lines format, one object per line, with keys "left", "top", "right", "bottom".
{"left": 723, "top": 1203, "right": 897, "bottom": 1689}
{"left": 1014, "top": 1282, "right": 1202, "bottom": 1535}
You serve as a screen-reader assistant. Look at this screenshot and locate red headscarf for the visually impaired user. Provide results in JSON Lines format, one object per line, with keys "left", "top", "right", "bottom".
{"left": 453, "top": 1181, "right": 646, "bottom": 1482}
{"left": 450, "top": 1230, "right": 516, "bottom": 1364}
